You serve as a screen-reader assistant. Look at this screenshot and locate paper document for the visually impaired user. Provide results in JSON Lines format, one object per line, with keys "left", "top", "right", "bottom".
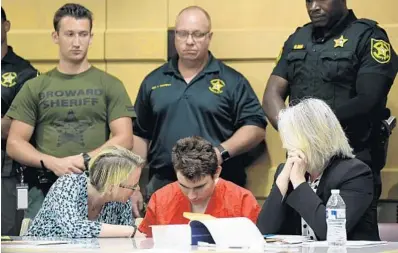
{"left": 303, "top": 240, "right": 388, "bottom": 248}
{"left": 265, "top": 235, "right": 309, "bottom": 244}
{"left": 190, "top": 217, "right": 264, "bottom": 250}
{"left": 1, "top": 240, "right": 69, "bottom": 246}
{"left": 151, "top": 224, "right": 192, "bottom": 249}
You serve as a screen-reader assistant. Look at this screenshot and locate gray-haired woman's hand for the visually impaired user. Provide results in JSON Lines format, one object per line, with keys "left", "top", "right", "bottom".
{"left": 288, "top": 150, "right": 307, "bottom": 189}
{"left": 276, "top": 156, "right": 295, "bottom": 197}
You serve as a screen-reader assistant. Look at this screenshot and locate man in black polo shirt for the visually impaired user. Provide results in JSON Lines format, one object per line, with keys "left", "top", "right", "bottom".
{"left": 132, "top": 6, "right": 267, "bottom": 215}
{"left": 1, "top": 7, "right": 39, "bottom": 235}
{"left": 262, "top": 1, "right": 397, "bottom": 200}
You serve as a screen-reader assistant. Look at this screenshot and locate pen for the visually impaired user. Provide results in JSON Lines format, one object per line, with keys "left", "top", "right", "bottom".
{"left": 263, "top": 234, "right": 276, "bottom": 238}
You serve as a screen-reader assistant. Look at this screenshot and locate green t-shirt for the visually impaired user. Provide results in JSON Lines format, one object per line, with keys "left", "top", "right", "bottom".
{"left": 6, "top": 66, "right": 135, "bottom": 158}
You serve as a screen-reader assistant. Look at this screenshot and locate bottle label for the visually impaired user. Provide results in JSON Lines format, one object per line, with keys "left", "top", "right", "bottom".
{"left": 326, "top": 209, "right": 346, "bottom": 220}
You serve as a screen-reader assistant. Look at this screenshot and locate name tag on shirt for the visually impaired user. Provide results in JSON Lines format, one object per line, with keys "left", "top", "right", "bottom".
{"left": 16, "top": 184, "right": 29, "bottom": 210}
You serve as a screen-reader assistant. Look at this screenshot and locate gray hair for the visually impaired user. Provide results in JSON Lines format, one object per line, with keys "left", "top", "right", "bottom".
{"left": 278, "top": 98, "right": 354, "bottom": 174}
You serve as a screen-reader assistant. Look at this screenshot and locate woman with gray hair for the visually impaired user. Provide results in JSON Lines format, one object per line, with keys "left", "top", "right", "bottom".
{"left": 257, "top": 98, "right": 379, "bottom": 241}
{"left": 26, "top": 146, "right": 146, "bottom": 238}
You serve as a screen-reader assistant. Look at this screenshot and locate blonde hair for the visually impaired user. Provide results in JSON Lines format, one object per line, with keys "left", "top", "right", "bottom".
{"left": 89, "top": 146, "right": 145, "bottom": 193}
{"left": 278, "top": 98, "right": 354, "bottom": 174}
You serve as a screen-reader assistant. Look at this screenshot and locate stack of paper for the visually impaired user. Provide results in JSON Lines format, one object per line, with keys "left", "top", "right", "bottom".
{"left": 302, "top": 240, "right": 388, "bottom": 248}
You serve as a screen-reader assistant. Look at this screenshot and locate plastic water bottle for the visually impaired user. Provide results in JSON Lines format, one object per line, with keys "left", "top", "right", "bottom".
{"left": 326, "top": 189, "right": 347, "bottom": 246}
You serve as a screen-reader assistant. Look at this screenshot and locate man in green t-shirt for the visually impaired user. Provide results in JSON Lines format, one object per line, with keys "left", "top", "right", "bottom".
{"left": 6, "top": 3, "right": 135, "bottom": 220}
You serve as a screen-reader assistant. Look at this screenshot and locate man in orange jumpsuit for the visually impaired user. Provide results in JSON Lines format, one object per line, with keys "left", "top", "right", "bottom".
{"left": 139, "top": 136, "right": 260, "bottom": 237}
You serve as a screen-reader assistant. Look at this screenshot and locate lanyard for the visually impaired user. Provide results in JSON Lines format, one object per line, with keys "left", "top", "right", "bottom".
{"left": 16, "top": 165, "right": 26, "bottom": 184}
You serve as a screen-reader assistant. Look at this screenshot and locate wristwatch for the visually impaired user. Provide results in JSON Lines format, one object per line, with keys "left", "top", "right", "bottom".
{"left": 216, "top": 145, "right": 230, "bottom": 162}
{"left": 81, "top": 153, "right": 91, "bottom": 170}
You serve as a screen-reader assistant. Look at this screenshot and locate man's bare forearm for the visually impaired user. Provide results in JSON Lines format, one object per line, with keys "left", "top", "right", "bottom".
{"left": 263, "top": 94, "right": 286, "bottom": 130}
{"left": 131, "top": 135, "right": 149, "bottom": 160}
{"left": 221, "top": 125, "right": 265, "bottom": 157}
{"left": 262, "top": 75, "right": 289, "bottom": 130}
{"left": 7, "top": 138, "right": 54, "bottom": 168}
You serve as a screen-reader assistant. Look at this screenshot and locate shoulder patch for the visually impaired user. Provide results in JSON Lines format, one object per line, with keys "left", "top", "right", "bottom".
{"left": 1, "top": 72, "right": 17, "bottom": 88}
{"left": 371, "top": 38, "right": 391, "bottom": 64}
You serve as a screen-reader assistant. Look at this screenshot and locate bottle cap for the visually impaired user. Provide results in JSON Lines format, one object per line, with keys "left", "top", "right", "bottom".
{"left": 331, "top": 189, "right": 340, "bottom": 194}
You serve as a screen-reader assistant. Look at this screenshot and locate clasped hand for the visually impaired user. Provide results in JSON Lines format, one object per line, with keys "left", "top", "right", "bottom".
{"left": 276, "top": 150, "right": 308, "bottom": 196}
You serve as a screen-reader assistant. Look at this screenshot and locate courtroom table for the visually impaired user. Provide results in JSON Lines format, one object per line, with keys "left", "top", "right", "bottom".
{"left": 2, "top": 237, "right": 398, "bottom": 253}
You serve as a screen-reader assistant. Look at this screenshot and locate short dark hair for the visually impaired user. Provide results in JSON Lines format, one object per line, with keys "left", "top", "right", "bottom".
{"left": 1, "top": 7, "right": 7, "bottom": 22}
{"left": 53, "top": 3, "right": 93, "bottom": 32}
{"left": 171, "top": 136, "right": 218, "bottom": 182}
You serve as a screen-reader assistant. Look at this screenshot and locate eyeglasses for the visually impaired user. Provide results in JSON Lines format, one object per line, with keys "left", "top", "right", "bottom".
{"left": 119, "top": 182, "right": 139, "bottom": 191}
{"left": 175, "top": 30, "right": 210, "bottom": 41}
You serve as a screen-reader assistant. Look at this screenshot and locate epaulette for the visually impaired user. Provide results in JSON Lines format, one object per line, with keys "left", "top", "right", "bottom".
{"left": 296, "top": 22, "right": 312, "bottom": 31}
{"left": 354, "top": 18, "right": 378, "bottom": 28}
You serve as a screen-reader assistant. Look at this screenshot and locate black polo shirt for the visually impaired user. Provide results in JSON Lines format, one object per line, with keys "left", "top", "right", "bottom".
{"left": 2, "top": 46, "right": 38, "bottom": 116}
{"left": 133, "top": 52, "right": 267, "bottom": 184}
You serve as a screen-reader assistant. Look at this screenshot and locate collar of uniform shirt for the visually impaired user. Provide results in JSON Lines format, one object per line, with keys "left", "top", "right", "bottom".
{"left": 313, "top": 9, "right": 357, "bottom": 42}
{"left": 1, "top": 46, "right": 18, "bottom": 64}
{"left": 164, "top": 51, "right": 220, "bottom": 75}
